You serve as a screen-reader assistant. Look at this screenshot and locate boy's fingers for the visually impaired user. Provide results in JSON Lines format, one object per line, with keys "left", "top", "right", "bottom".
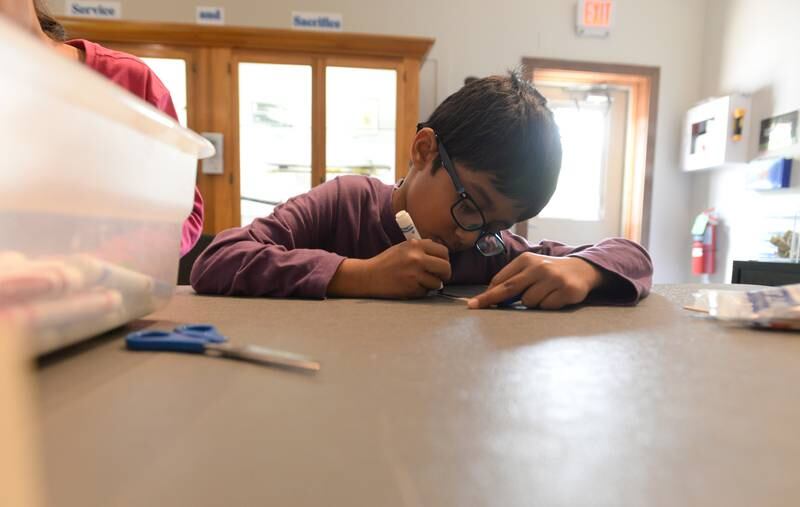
{"left": 539, "top": 291, "right": 569, "bottom": 310}
{"left": 420, "top": 240, "right": 450, "bottom": 260}
{"left": 520, "top": 280, "right": 559, "bottom": 308}
{"left": 489, "top": 253, "right": 549, "bottom": 288}
{"left": 422, "top": 255, "right": 452, "bottom": 281}
{"left": 468, "top": 272, "right": 530, "bottom": 309}
{"left": 488, "top": 256, "right": 526, "bottom": 288}
{"left": 418, "top": 272, "right": 445, "bottom": 290}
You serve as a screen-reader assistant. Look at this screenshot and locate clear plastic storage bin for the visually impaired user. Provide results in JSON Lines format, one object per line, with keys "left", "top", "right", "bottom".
{"left": 0, "top": 18, "right": 214, "bottom": 355}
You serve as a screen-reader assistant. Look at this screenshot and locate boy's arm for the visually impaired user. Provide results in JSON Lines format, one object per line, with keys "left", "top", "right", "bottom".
{"left": 465, "top": 234, "right": 652, "bottom": 308}
{"left": 528, "top": 237, "right": 653, "bottom": 304}
{"left": 189, "top": 182, "right": 345, "bottom": 298}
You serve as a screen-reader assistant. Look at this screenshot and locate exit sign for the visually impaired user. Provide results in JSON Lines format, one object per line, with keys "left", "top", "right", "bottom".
{"left": 576, "top": 0, "right": 613, "bottom": 37}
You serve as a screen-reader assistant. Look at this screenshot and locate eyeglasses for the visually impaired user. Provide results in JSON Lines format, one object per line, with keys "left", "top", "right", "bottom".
{"left": 417, "top": 124, "right": 506, "bottom": 257}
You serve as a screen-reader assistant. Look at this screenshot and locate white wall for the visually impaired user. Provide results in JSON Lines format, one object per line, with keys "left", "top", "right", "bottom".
{"left": 690, "top": 0, "right": 800, "bottom": 283}
{"left": 54, "top": 0, "right": 709, "bottom": 282}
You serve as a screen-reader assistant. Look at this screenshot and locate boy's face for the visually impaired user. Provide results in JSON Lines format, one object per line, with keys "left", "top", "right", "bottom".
{"left": 404, "top": 129, "right": 524, "bottom": 253}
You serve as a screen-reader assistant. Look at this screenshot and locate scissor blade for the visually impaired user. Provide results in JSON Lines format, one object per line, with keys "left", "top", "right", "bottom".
{"left": 207, "top": 343, "right": 321, "bottom": 372}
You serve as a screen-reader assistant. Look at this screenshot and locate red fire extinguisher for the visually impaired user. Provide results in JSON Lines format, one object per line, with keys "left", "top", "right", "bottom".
{"left": 691, "top": 209, "right": 718, "bottom": 276}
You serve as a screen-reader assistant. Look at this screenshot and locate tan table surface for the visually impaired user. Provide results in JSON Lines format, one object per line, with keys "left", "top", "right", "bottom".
{"left": 37, "top": 284, "right": 800, "bottom": 507}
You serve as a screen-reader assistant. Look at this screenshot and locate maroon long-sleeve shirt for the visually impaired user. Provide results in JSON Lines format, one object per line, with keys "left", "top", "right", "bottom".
{"left": 191, "top": 176, "right": 652, "bottom": 302}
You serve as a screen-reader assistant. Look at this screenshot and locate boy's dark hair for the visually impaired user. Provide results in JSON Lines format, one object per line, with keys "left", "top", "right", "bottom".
{"left": 421, "top": 70, "right": 562, "bottom": 221}
{"left": 35, "top": 0, "right": 67, "bottom": 42}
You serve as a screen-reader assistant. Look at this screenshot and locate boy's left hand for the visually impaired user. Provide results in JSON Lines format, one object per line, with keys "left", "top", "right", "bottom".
{"left": 467, "top": 253, "right": 604, "bottom": 310}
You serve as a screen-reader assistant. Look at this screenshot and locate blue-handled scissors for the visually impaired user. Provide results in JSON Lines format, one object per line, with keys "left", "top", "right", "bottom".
{"left": 126, "top": 324, "right": 320, "bottom": 372}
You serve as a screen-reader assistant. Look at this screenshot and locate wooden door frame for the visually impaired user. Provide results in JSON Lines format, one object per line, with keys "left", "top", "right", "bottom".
{"left": 521, "top": 58, "right": 660, "bottom": 247}
{"left": 230, "top": 52, "right": 316, "bottom": 228}
{"left": 321, "top": 55, "right": 407, "bottom": 183}
{"left": 229, "top": 52, "right": 408, "bottom": 226}
{"left": 60, "top": 18, "right": 433, "bottom": 232}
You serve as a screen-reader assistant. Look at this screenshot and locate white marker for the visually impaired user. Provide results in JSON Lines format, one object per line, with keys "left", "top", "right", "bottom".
{"left": 395, "top": 210, "right": 444, "bottom": 290}
{"left": 395, "top": 210, "right": 421, "bottom": 241}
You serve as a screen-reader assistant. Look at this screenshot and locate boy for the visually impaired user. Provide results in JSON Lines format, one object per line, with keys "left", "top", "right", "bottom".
{"left": 191, "top": 71, "right": 652, "bottom": 309}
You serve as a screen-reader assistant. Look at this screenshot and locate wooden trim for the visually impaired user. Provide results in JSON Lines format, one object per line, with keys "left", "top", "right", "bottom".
{"left": 395, "top": 63, "right": 407, "bottom": 182}
{"left": 322, "top": 56, "right": 408, "bottom": 181}
{"left": 325, "top": 56, "right": 403, "bottom": 69}
{"left": 63, "top": 18, "right": 432, "bottom": 232}
{"left": 103, "top": 43, "right": 194, "bottom": 60}
{"left": 60, "top": 18, "right": 434, "bottom": 60}
{"left": 232, "top": 53, "right": 319, "bottom": 199}
{"left": 521, "top": 57, "right": 660, "bottom": 247}
{"left": 232, "top": 50, "right": 314, "bottom": 65}
{"left": 312, "top": 59, "right": 326, "bottom": 187}
{"left": 522, "top": 58, "right": 660, "bottom": 81}
{"left": 194, "top": 47, "right": 236, "bottom": 233}
{"left": 397, "top": 57, "right": 421, "bottom": 180}
{"left": 641, "top": 72, "right": 659, "bottom": 246}
{"left": 228, "top": 49, "right": 242, "bottom": 229}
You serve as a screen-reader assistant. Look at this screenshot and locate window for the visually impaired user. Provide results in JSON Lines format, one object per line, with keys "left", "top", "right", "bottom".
{"left": 325, "top": 66, "right": 397, "bottom": 184}
{"left": 140, "top": 57, "right": 188, "bottom": 126}
{"left": 238, "top": 62, "right": 313, "bottom": 225}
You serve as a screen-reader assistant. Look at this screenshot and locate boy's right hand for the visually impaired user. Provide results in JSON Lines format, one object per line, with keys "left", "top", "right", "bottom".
{"left": 366, "top": 239, "right": 451, "bottom": 298}
{"left": 329, "top": 239, "right": 451, "bottom": 298}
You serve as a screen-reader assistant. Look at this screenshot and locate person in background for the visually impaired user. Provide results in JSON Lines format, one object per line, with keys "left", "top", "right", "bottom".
{"left": 0, "top": 0, "right": 205, "bottom": 256}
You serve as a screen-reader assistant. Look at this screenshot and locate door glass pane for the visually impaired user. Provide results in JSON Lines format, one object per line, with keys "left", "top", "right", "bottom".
{"left": 538, "top": 104, "right": 608, "bottom": 221}
{"left": 140, "top": 57, "right": 188, "bottom": 126}
{"left": 238, "top": 63, "right": 312, "bottom": 226}
{"left": 326, "top": 66, "right": 396, "bottom": 184}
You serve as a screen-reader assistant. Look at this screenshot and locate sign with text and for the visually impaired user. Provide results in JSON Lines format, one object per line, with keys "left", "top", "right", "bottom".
{"left": 196, "top": 6, "right": 224, "bottom": 25}
{"left": 576, "top": 0, "right": 613, "bottom": 37}
{"left": 65, "top": 1, "right": 121, "bottom": 19}
{"left": 291, "top": 11, "right": 343, "bottom": 32}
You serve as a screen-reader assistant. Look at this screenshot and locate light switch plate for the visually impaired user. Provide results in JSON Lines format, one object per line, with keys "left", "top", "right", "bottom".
{"left": 200, "top": 132, "right": 224, "bottom": 174}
